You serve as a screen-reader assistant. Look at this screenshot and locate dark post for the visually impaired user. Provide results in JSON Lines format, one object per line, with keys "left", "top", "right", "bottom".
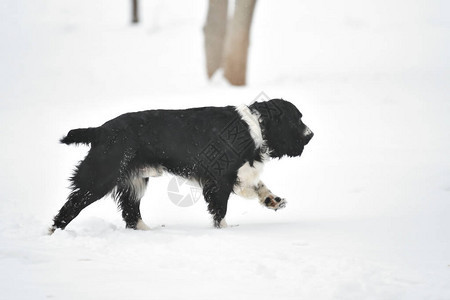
{"left": 132, "top": 0, "right": 139, "bottom": 24}
{"left": 203, "top": 0, "right": 229, "bottom": 78}
{"left": 223, "top": 0, "right": 257, "bottom": 86}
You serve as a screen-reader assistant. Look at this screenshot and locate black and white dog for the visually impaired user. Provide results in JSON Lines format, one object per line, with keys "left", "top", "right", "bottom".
{"left": 49, "top": 99, "right": 313, "bottom": 233}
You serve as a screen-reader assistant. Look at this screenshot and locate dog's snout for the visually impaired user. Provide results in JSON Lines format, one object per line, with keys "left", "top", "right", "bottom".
{"left": 302, "top": 126, "right": 314, "bottom": 145}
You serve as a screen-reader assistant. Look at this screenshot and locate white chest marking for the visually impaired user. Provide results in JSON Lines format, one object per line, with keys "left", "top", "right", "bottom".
{"left": 235, "top": 104, "right": 264, "bottom": 148}
{"left": 234, "top": 104, "right": 269, "bottom": 198}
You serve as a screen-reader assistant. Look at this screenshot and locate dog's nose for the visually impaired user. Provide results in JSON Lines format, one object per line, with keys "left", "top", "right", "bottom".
{"left": 302, "top": 127, "right": 314, "bottom": 145}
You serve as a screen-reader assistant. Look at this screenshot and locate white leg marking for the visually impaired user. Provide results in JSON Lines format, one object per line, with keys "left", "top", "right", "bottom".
{"left": 48, "top": 226, "right": 56, "bottom": 235}
{"left": 234, "top": 160, "right": 265, "bottom": 198}
{"left": 128, "top": 176, "right": 147, "bottom": 200}
{"left": 255, "top": 181, "right": 287, "bottom": 211}
{"left": 255, "top": 181, "right": 272, "bottom": 201}
{"left": 136, "top": 219, "right": 151, "bottom": 231}
{"left": 219, "top": 218, "right": 228, "bottom": 228}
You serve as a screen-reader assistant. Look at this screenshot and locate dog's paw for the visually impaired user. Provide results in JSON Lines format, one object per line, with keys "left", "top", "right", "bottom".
{"left": 135, "top": 219, "right": 151, "bottom": 231}
{"left": 47, "top": 226, "right": 56, "bottom": 235}
{"left": 219, "top": 219, "right": 228, "bottom": 228}
{"left": 262, "top": 195, "right": 287, "bottom": 211}
{"left": 213, "top": 218, "right": 229, "bottom": 228}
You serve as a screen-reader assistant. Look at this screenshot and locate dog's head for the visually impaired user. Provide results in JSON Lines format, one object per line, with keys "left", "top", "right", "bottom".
{"left": 251, "top": 99, "right": 313, "bottom": 158}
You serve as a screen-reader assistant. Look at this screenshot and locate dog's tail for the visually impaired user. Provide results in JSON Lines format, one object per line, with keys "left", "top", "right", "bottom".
{"left": 60, "top": 127, "right": 101, "bottom": 146}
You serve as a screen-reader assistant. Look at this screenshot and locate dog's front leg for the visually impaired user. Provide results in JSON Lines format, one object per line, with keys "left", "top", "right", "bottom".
{"left": 254, "top": 181, "right": 287, "bottom": 211}
{"left": 203, "top": 181, "right": 233, "bottom": 228}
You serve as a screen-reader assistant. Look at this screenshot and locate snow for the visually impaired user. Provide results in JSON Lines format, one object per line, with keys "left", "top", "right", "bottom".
{"left": 1, "top": 0, "right": 449, "bottom": 299}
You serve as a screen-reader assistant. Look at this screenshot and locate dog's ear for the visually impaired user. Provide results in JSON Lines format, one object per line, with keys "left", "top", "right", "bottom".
{"left": 251, "top": 99, "right": 284, "bottom": 123}
{"left": 251, "top": 99, "right": 304, "bottom": 158}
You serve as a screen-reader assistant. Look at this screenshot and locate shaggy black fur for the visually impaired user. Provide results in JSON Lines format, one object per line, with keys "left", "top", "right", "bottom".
{"left": 50, "top": 99, "right": 313, "bottom": 232}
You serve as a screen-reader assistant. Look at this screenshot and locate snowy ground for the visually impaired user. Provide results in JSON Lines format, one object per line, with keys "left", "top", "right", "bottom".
{"left": 1, "top": 0, "right": 449, "bottom": 299}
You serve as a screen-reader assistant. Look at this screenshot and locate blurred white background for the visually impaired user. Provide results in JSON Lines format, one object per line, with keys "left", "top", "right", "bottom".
{"left": 0, "top": 1, "right": 449, "bottom": 299}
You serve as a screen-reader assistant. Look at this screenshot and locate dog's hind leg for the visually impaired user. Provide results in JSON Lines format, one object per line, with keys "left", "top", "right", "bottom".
{"left": 114, "top": 176, "right": 150, "bottom": 230}
{"left": 50, "top": 175, "right": 117, "bottom": 234}
{"left": 50, "top": 188, "right": 111, "bottom": 234}
{"left": 50, "top": 145, "right": 133, "bottom": 234}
